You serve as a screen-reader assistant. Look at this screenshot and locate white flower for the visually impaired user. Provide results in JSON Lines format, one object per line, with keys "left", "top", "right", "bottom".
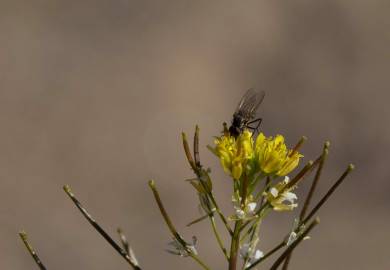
{"left": 233, "top": 202, "right": 257, "bottom": 220}
{"left": 247, "top": 202, "right": 257, "bottom": 213}
{"left": 286, "top": 219, "right": 311, "bottom": 246}
{"left": 283, "top": 175, "right": 290, "bottom": 184}
{"left": 231, "top": 196, "right": 257, "bottom": 221}
{"left": 240, "top": 243, "right": 264, "bottom": 268}
{"left": 235, "top": 208, "right": 246, "bottom": 219}
{"left": 167, "top": 236, "right": 198, "bottom": 257}
{"left": 264, "top": 176, "right": 298, "bottom": 211}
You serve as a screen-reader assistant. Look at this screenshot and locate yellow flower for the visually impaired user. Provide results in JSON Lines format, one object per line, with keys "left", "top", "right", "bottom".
{"left": 264, "top": 176, "right": 298, "bottom": 211}
{"left": 255, "top": 133, "right": 303, "bottom": 176}
{"left": 210, "top": 130, "right": 303, "bottom": 180}
{"left": 212, "top": 130, "right": 254, "bottom": 180}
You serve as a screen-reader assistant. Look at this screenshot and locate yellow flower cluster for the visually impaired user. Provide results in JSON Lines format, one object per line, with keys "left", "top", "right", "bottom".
{"left": 213, "top": 130, "right": 254, "bottom": 180}
{"left": 211, "top": 130, "right": 303, "bottom": 180}
{"left": 255, "top": 133, "right": 303, "bottom": 177}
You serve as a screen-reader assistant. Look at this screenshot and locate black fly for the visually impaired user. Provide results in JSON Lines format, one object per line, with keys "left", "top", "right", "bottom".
{"left": 228, "top": 88, "right": 265, "bottom": 138}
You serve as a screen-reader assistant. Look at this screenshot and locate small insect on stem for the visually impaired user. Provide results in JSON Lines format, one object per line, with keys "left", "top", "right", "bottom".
{"left": 229, "top": 88, "right": 265, "bottom": 138}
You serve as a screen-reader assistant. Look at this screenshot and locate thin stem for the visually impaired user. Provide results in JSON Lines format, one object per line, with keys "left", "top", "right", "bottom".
{"left": 149, "top": 180, "right": 212, "bottom": 270}
{"left": 240, "top": 159, "right": 317, "bottom": 234}
{"left": 248, "top": 173, "right": 266, "bottom": 197}
{"left": 190, "top": 253, "right": 213, "bottom": 270}
{"left": 196, "top": 172, "right": 232, "bottom": 235}
{"left": 246, "top": 163, "right": 354, "bottom": 270}
{"left": 182, "top": 132, "right": 197, "bottom": 171}
{"left": 194, "top": 125, "right": 201, "bottom": 167}
{"left": 117, "top": 228, "right": 130, "bottom": 254}
{"left": 258, "top": 176, "right": 271, "bottom": 208}
{"left": 241, "top": 218, "right": 261, "bottom": 269}
{"left": 187, "top": 213, "right": 210, "bottom": 227}
{"left": 229, "top": 173, "right": 250, "bottom": 270}
{"left": 148, "top": 181, "right": 180, "bottom": 240}
{"left": 208, "top": 191, "right": 233, "bottom": 235}
{"left": 63, "top": 185, "right": 141, "bottom": 270}
{"left": 300, "top": 142, "right": 329, "bottom": 220}
{"left": 269, "top": 218, "right": 320, "bottom": 270}
{"left": 289, "top": 136, "right": 307, "bottom": 157}
{"left": 239, "top": 203, "right": 270, "bottom": 234}
{"left": 285, "top": 160, "right": 315, "bottom": 189}
{"left": 301, "top": 164, "right": 354, "bottom": 225}
{"left": 117, "top": 228, "right": 140, "bottom": 267}
{"left": 19, "top": 231, "right": 47, "bottom": 270}
{"left": 282, "top": 142, "right": 329, "bottom": 270}
{"left": 240, "top": 174, "right": 249, "bottom": 207}
{"left": 210, "top": 216, "right": 229, "bottom": 260}
{"left": 183, "top": 130, "right": 233, "bottom": 235}
{"left": 240, "top": 207, "right": 270, "bottom": 243}
{"left": 228, "top": 221, "right": 242, "bottom": 270}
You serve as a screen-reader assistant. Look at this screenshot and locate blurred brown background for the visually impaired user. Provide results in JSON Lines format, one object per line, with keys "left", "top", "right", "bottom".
{"left": 1, "top": 1, "right": 389, "bottom": 269}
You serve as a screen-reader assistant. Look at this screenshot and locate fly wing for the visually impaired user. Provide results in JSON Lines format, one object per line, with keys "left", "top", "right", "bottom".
{"left": 234, "top": 88, "right": 265, "bottom": 118}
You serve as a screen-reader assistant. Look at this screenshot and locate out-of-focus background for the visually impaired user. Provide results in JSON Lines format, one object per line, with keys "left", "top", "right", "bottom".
{"left": 1, "top": 1, "right": 389, "bottom": 269}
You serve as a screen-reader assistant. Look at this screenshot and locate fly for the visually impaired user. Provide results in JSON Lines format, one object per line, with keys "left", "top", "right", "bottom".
{"left": 228, "top": 88, "right": 265, "bottom": 138}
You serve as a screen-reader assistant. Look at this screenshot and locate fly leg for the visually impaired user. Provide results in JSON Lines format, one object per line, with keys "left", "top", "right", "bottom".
{"left": 246, "top": 118, "right": 262, "bottom": 135}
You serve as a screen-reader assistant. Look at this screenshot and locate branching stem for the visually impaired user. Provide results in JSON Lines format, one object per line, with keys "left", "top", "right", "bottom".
{"left": 63, "top": 185, "right": 141, "bottom": 270}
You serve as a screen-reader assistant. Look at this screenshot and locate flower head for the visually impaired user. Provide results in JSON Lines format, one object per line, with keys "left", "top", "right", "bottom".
{"left": 230, "top": 195, "right": 257, "bottom": 221}
{"left": 264, "top": 176, "right": 298, "bottom": 211}
{"left": 255, "top": 133, "right": 303, "bottom": 176}
{"left": 211, "top": 130, "right": 254, "bottom": 180}
{"left": 211, "top": 130, "right": 303, "bottom": 180}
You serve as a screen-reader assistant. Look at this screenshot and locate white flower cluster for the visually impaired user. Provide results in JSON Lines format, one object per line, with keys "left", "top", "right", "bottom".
{"left": 240, "top": 242, "right": 264, "bottom": 268}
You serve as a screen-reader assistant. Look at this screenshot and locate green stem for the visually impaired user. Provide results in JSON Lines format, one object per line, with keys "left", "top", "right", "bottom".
{"left": 245, "top": 218, "right": 317, "bottom": 270}
{"left": 182, "top": 131, "right": 233, "bottom": 235}
{"left": 282, "top": 142, "right": 329, "bottom": 270}
{"left": 19, "top": 231, "right": 47, "bottom": 270}
{"left": 204, "top": 181, "right": 233, "bottom": 236}
{"left": 210, "top": 216, "right": 229, "bottom": 260}
{"left": 190, "top": 253, "right": 212, "bottom": 270}
{"left": 245, "top": 163, "right": 354, "bottom": 270}
{"left": 117, "top": 228, "right": 139, "bottom": 267}
{"left": 229, "top": 221, "right": 242, "bottom": 270}
{"left": 300, "top": 164, "right": 354, "bottom": 225}
{"left": 269, "top": 219, "right": 320, "bottom": 270}
{"left": 63, "top": 185, "right": 141, "bottom": 270}
{"left": 240, "top": 160, "right": 317, "bottom": 234}
{"left": 241, "top": 218, "right": 261, "bottom": 269}
{"left": 149, "top": 180, "right": 212, "bottom": 270}
{"left": 240, "top": 207, "right": 270, "bottom": 244}
{"left": 229, "top": 174, "right": 249, "bottom": 270}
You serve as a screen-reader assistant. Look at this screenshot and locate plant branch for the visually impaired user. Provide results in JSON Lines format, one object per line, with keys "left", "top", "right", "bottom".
{"left": 282, "top": 142, "right": 329, "bottom": 270}
{"left": 210, "top": 215, "right": 229, "bottom": 260}
{"left": 182, "top": 130, "right": 233, "bottom": 235}
{"left": 63, "top": 185, "right": 141, "bottom": 270}
{"left": 245, "top": 242, "right": 285, "bottom": 270}
{"left": 300, "top": 164, "right": 354, "bottom": 226}
{"left": 149, "top": 180, "right": 212, "bottom": 270}
{"left": 245, "top": 163, "right": 354, "bottom": 270}
{"left": 19, "top": 231, "right": 47, "bottom": 270}
{"left": 228, "top": 221, "right": 242, "bottom": 270}
{"left": 240, "top": 159, "right": 317, "bottom": 234}
{"left": 117, "top": 228, "right": 140, "bottom": 267}
{"left": 269, "top": 218, "right": 320, "bottom": 270}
